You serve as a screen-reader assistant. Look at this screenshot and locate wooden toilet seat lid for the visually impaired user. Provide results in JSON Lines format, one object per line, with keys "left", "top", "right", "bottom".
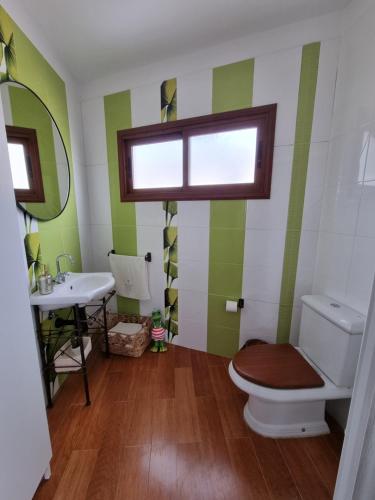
{"left": 233, "top": 344, "right": 324, "bottom": 389}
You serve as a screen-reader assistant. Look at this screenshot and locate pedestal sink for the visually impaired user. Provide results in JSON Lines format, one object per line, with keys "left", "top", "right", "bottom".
{"left": 30, "top": 272, "right": 115, "bottom": 311}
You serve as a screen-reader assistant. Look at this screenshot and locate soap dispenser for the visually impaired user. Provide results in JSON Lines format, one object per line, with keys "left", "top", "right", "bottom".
{"left": 38, "top": 265, "right": 54, "bottom": 295}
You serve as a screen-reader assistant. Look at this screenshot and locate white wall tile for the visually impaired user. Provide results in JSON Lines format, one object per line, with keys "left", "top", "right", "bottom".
{"left": 313, "top": 232, "right": 354, "bottom": 303}
{"left": 302, "top": 142, "right": 329, "bottom": 231}
{"left": 136, "top": 224, "right": 164, "bottom": 315}
{"left": 331, "top": 15, "right": 375, "bottom": 137}
{"left": 320, "top": 182, "right": 363, "bottom": 235}
{"left": 243, "top": 224, "right": 288, "bottom": 303}
{"left": 179, "top": 289, "right": 208, "bottom": 324}
{"left": 131, "top": 83, "right": 161, "bottom": 127}
{"left": 86, "top": 165, "right": 112, "bottom": 225}
{"left": 73, "top": 161, "right": 91, "bottom": 227}
{"left": 242, "top": 262, "right": 282, "bottom": 304}
{"left": 136, "top": 225, "right": 164, "bottom": 262}
{"left": 81, "top": 97, "right": 107, "bottom": 166}
{"left": 78, "top": 224, "right": 93, "bottom": 272}
{"left": 178, "top": 201, "right": 210, "bottom": 227}
{"left": 246, "top": 145, "right": 293, "bottom": 230}
{"left": 179, "top": 226, "right": 209, "bottom": 262}
{"left": 136, "top": 202, "right": 165, "bottom": 227}
{"left": 90, "top": 224, "right": 113, "bottom": 272}
{"left": 139, "top": 268, "right": 165, "bottom": 316}
{"left": 239, "top": 300, "right": 279, "bottom": 346}
{"left": 325, "top": 130, "right": 369, "bottom": 189}
{"left": 356, "top": 181, "right": 375, "bottom": 238}
{"left": 243, "top": 229, "right": 285, "bottom": 269}
{"left": 289, "top": 305, "right": 302, "bottom": 346}
{"left": 179, "top": 259, "right": 209, "bottom": 293}
{"left": 346, "top": 236, "right": 375, "bottom": 314}
{"left": 364, "top": 126, "right": 375, "bottom": 182}
{"left": 311, "top": 38, "right": 340, "bottom": 143}
{"left": 253, "top": 46, "right": 301, "bottom": 146}
{"left": 177, "top": 69, "right": 212, "bottom": 119}
{"left": 175, "top": 318, "right": 207, "bottom": 352}
{"left": 294, "top": 230, "right": 319, "bottom": 300}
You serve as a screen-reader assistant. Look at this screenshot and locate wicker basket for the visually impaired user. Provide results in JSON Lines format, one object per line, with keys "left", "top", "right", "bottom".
{"left": 101, "top": 313, "right": 151, "bottom": 357}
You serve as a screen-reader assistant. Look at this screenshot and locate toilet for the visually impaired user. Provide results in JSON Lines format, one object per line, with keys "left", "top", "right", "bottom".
{"left": 229, "top": 295, "right": 365, "bottom": 438}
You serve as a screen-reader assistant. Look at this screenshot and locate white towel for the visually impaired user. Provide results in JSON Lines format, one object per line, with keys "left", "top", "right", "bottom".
{"left": 109, "top": 254, "right": 150, "bottom": 300}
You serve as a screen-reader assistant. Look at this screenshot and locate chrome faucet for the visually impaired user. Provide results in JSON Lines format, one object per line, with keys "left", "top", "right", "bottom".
{"left": 55, "top": 253, "right": 74, "bottom": 283}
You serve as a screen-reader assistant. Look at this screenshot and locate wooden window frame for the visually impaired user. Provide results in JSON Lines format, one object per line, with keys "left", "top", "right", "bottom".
{"left": 117, "top": 103, "right": 277, "bottom": 202}
{"left": 6, "top": 125, "right": 45, "bottom": 203}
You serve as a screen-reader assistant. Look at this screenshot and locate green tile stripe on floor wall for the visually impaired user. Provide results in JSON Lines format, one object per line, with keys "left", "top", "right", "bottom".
{"left": 207, "top": 59, "right": 253, "bottom": 357}
{"left": 277, "top": 42, "right": 321, "bottom": 344}
{"left": 104, "top": 90, "right": 139, "bottom": 314}
{"left": 0, "top": 6, "right": 82, "bottom": 276}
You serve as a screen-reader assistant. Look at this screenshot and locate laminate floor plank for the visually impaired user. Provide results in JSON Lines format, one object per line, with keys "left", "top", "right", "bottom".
{"left": 53, "top": 449, "right": 98, "bottom": 500}
{"left": 176, "top": 443, "right": 211, "bottom": 500}
{"left": 153, "top": 351, "right": 175, "bottom": 399}
{"left": 208, "top": 364, "right": 241, "bottom": 400}
{"left": 148, "top": 444, "right": 177, "bottom": 499}
{"left": 278, "top": 439, "right": 331, "bottom": 500}
{"left": 85, "top": 402, "right": 129, "bottom": 500}
{"left": 191, "top": 349, "right": 215, "bottom": 397}
{"left": 33, "top": 344, "right": 342, "bottom": 500}
{"left": 217, "top": 393, "right": 252, "bottom": 439}
{"left": 124, "top": 397, "right": 153, "bottom": 446}
{"left": 250, "top": 433, "right": 302, "bottom": 500}
{"left": 174, "top": 345, "right": 192, "bottom": 367}
{"left": 196, "top": 396, "right": 226, "bottom": 444}
{"left": 151, "top": 398, "right": 176, "bottom": 446}
{"left": 115, "top": 445, "right": 151, "bottom": 500}
{"left": 301, "top": 436, "right": 340, "bottom": 496}
{"left": 175, "top": 394, "right": 201, "bottom": 444}
{"left": 175, "top": 367, "right": 196, "bottom": 400}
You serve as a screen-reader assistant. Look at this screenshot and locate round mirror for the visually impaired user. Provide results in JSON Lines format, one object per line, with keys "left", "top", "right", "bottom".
{"left": 0, "top": 81, "right": 70, "bottom": 221}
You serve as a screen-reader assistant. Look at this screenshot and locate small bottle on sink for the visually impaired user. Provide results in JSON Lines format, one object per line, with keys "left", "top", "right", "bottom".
{"left": 38, "top": 265, "right": 54, "bottom": 295}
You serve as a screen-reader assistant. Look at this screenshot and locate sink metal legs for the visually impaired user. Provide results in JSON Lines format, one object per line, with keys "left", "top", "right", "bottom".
{"left": 74, "top": 304, "right": 91, "bottom": 406}
{"left": 34, "top": 290, "right": 115, "bottom": 408}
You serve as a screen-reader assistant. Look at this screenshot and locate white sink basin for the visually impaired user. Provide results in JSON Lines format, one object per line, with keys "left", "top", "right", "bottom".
{"left": 30, "top": 272, "right": 115, "bottom": 311}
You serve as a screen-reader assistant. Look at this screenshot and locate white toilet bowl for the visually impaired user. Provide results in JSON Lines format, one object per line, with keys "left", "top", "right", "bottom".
{"left": 229, "top": 295, "right": 364, "bottom": 438}
{"left": 229, "top": 348, "right": 351, "bottom": 438}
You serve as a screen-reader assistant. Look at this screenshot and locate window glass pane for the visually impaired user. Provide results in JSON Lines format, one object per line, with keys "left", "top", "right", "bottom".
{"left": 132, "top": 139, "right": 183, "bottom": 189}
{"left": 189, "top": 127, "right": 257, "bottom": 186}
{"left": 8, "top": 143, "right": 30, "bottom": 189}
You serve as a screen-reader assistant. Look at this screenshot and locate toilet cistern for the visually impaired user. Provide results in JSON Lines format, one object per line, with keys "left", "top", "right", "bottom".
{"left": 55, "top": 253, "right": 74, "bottom": 283}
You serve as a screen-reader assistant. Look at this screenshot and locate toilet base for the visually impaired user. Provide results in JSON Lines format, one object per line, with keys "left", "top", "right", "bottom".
{"left": 244, "top": 395, "right": 330, "bottom": 438}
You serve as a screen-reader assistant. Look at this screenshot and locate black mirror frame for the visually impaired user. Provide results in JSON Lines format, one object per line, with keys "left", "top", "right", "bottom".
{"left": 1, "top": 78, "right": 71, "bottom": 222}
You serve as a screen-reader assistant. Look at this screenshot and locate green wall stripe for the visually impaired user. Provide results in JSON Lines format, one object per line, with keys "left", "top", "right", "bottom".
{"left": 104, "top": 90, "right": 139, "bottom": 314}
{"left": 212, "top": 59, "right": 254, "bottom": 113}
{"left": 207, "top": 59, "right": 254, "bottom": 357}
{"left": 277, "top": 42, "right": 321, "bottom": 344}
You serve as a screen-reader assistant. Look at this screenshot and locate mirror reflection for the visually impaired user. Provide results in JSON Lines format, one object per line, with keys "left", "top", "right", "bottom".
{"left": 1, "top": 81, "right": 70, "bottom": 221}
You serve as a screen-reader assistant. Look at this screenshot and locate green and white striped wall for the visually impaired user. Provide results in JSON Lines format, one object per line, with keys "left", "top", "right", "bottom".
{"left": 84, "top": 38, "right": 339, "bottom": 357}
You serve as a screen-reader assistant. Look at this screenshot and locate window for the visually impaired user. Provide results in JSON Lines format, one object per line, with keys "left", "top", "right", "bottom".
{"left": 6, "top": 125, "right": 45, "bottom": 203}
{"left": 118, "top": 104, "right": 276, "bottom": 201}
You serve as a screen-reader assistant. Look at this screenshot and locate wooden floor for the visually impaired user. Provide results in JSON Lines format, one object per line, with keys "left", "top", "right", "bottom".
{"left": 33, "top": 344, "right": 343, "bottom": 500}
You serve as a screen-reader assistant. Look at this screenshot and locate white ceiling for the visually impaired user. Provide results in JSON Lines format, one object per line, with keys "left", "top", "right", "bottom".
{"left": 21, "top": 0, "right": 350, "bottom": 82}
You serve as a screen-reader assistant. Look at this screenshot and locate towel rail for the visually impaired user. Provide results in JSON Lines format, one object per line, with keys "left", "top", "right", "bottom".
{"left": 107, "top": 249, "right": 152, "bottom": 262}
